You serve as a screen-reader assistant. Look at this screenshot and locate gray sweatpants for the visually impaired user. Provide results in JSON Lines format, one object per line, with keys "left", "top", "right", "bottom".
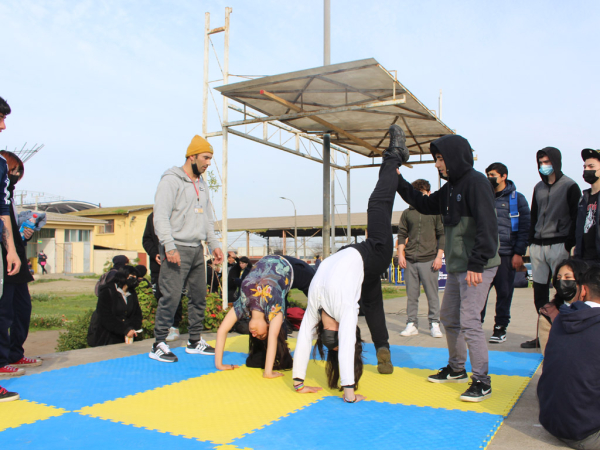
{"left": 405, "top": 260, "right": 440, "bottom": 325}
{"left": 155, "top": 244, "right": 207, "bottom": 342}
{"left": 530, "top": 243, "right": 569, "bottom": 284}
{"left": 441, "top": 267, "right": 497, "bottom": 384}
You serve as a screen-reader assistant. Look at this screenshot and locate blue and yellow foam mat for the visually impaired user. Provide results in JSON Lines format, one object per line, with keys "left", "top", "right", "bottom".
{"left": 0, "top": 336, "right": 542, "bottom": 449}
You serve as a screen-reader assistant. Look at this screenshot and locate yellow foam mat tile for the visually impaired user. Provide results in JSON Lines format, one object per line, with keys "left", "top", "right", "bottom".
{"left": 356, "top": 365, "right": 530, "bottom": 416}
{"left": 79, "top": 367, "right": 327, "bottom": 444}
{"left": 0, "top": 400, "right": 67, "bottom": 432}
{"left": 206, "top": 335, "right": 299, "bottom": 353}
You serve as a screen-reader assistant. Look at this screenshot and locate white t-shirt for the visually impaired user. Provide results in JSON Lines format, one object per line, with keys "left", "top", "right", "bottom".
{"left": 292, "top": 247, "right": 364, "bottom": 387}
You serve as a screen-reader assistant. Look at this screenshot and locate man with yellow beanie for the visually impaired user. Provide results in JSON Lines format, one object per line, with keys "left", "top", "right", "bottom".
{"left": 150, "top": 135, "right": 224, "bottom": 363}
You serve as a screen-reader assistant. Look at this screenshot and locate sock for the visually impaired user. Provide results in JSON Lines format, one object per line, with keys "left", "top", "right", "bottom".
{"left": 189, "top": 339, "right": 199, "bottom": 346}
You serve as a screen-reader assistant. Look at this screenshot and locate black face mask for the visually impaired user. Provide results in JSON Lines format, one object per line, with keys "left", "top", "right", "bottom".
{"left": 191, "top": 162, "right": 201, "bottom": 176}
{"left": 583, "top": 170, "right": 599, "bottom": 185}
{"left": 321, "top": 329, "right": 339, "bottom": 351}
{"left": 488, "top": 177, "right": 499, "bottom": 189}
{"left": 556, "top": 280, "right": 578, "bottom": 301}
{"left": 126, "top": 278, "right": 140, "bottom": 289}
{"left": 8, "top": 174, "right": 19, "bottom": 187}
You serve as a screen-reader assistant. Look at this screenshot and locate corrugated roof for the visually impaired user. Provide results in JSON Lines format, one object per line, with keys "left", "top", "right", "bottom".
{"left": 68, "top": 205, "right": 153, "bottom": 217}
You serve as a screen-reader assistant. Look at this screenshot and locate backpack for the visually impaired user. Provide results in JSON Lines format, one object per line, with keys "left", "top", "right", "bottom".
{"left": 286, "top": 307, "right": 305, "bottom": 331}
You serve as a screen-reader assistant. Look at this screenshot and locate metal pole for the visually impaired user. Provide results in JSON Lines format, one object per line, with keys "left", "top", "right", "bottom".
{"left": 246, "top": 230, "right": 250, "bottom": 257}
{"left": 323, "top": 134, "right": 331, "bottom": 258}
{"left": 221, "top": 7, "right": 231, "bottom": 309}
{"left": 280, "top": 197, "right": 298, "bottom": 257}
{"left": 439, "top": 89, "right": 443, "bottom": 120}
{"left": 324, "top": 0, "right": 330, "bottom": 65}
{"left": 331, "top": 162, "right": 335, "bottom": 252}
{"left": 347, "top": 155, "right": 351, "bottom": 244}
{"left": 202, "top": 13, "right": 210, "bottom": 137}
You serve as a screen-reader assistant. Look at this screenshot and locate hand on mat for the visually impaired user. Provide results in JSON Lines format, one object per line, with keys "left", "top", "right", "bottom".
{"left": 465, "top": 271, "right": 482, "bottom": 287}
{"left": 349, "top": 394, "right": 366, "bottom": 402}
{"left": 217, "top": 363, "right": 239, "bottom": 371}
{"left": 296, "top": 385, "right": 322, "bottom": 394}
{"left": 263, "top": 371, "right": 284, "bottom": 379}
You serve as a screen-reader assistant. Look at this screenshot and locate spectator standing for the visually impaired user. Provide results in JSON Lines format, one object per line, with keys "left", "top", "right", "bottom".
{"left": 150, "top": 135, "right": 223, "bottom": 363}
{"left": 227, "top": 251, "right": 241, "bottom": 302}
{"left": 575, "top": 149, "right": 600, "bottom": 265}
{"left": 397, "top": 134, "right": 500, "bottom": 402}
{"left": 524, "top": 148, "right": 581, "bottom": 348}
{"left": 0, "top": 97, "right": 21, "bottom": 402}
{"left": 537, "top": 266, "right": 600, "bottom": 449}
{"left": 314, "top": 255, "right": 321, "bottom": 270}
{"left": 37, "top": 250, "right": 48, "bottom": 275}
{"left": 397, "top": 178, "right": 445, "bottom": 338}
{"left": 483, "top": 163, "right": 531, "bottom": 343}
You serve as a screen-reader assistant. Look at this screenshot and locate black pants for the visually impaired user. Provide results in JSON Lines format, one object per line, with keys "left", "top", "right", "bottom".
{"left": 481, "top": 255, "right": 515, "bottom": 327}
{"left": 151, "top": 273, "right": 183, "bottom": 328}
{"left": 352, "top": 154, "right": 401, "bottom": 350}
{"left": 0, "top": 283, "right": 31, "bottom": 367}
{"left": 39, "top": 264, "right": 48, "bottom": 275}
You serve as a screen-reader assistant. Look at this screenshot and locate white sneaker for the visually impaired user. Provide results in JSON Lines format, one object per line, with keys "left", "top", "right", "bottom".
{"left": 165, "top": 327, "right": 180, "bottom": 342}
{"left": 430, "top": 322, "right": 443, "bottom": 338}
{"left": 400, "top": 323, "right": 418, "bottom": 337}
{"left": 185, "top": 337, "right": 215, "bottom": 355}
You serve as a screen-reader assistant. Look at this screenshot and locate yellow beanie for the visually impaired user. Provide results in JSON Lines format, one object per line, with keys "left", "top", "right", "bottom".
{"left": 186, "top": 135, "right": 213, "bottom": 157}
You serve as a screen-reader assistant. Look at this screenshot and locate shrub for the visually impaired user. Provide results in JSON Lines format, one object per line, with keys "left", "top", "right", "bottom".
{"left": 55, "top": 309, "right": 94, "bottom": 352}
{"left": 31, "top": 313, "right": 67, "bottom": 329}
{"left": 31, "top": 293, "right": 57, "bottom": 302}
{"left": 204, "top": 293, "right": 227, "bottom": 331}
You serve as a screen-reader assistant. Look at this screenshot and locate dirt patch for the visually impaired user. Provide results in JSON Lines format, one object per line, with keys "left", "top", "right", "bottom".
{"left": 24, "top": 330, "right": 63, "bottom": 356}
{"left": 29, "top": 278, "right": 97, "bottom": 296}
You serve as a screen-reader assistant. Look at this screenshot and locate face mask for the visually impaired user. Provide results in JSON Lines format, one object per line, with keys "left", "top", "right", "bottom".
{"left": 556, "top": 280, "right": 578, "bottom": 301}
{"left": 583, "top": 170, "right": 599, "bottom": 185}
{"left": 126, "top": 278, "right": 139, "bottom": 289}
{"left": 321, "top": 330, "right": 339, "bottom": 351}
{"left": 539, "top": 165, "right": 554, "bottom": 176}
{"left": 489, "top": 177, "right": 499, "bottom": 189}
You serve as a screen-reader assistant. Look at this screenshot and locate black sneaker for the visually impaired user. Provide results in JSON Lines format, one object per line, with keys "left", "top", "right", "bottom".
{"left": 489, "top": 325, "right": 507, "bottom": 343}
{"left": 185, "top": 338, "right": 215, "bottom": 355}
{"left": 384, "top": 124, "right": 410, "bottom": 164}
{"left": 460, "top": 380, "right": 492, "bottom": 402}
{"left": 376, "top": 347, "right": 393, "bottom": 374}
{"left": 428, "top": 365, "right": 469, "bottom": 383}
{"left": 0, "top": 386, "right": 19, "bottom": 403}
{"left": 520, "top": 338, "right": 539, "bottom": 349}
{"left": 149, "top": 342, "right": 178, "bottom": 363}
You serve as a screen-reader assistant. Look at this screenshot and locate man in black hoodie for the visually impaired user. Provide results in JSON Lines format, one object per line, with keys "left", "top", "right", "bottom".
{"left": 538, "top": 266, "right": 600, "bottom": 449}
{"left": 523, "top": 148, "right": 581, "bottom": 348}
{"left": 397, "top": 134, "right": 500, "bottom": 402}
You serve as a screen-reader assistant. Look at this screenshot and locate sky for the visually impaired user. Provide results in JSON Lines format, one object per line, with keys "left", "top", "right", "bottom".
{"left": 1, "top": 0, "right": 598, "bottom": 250}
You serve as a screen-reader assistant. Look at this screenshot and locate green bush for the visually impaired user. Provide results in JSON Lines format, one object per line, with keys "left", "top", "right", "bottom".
{"left": 31, "top": 313, "right": 67, "bottom": 329}
{"left": 204, "top": 293, "right": 227, "bottom": 331}
{"left": 55, "top": 309, "right": 94, "bottom": 352}
{"left": 31, "top": 293, "right": 57, "bottom": 302}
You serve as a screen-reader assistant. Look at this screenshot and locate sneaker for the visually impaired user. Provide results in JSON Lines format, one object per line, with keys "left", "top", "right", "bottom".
{"left": 0, "top": 365, "right": 25, "bottom": 377}
{"left": 385, "top": 124, "right": 410, "bottom": 163}
{"left": 430, "top": 323, "right": 443, "bottom": 338}
{"left": 400, "top": 322, "right": 418, "bottom": 337}
{"left": 376, "top": 347, "right": 393, "bottom": 374}
{"left": 12, "top": 356, "right": 43, "bottom": 367}
{"left": 428, "top": 365, "right": 468, "bottom": 383}
{"left": 460, "top": 380, "right": 492, "bottom": 402}
{"left": 149, "top": 342, "right": 178, "bottom": 363}
{"left": 186, "top": 338, "right": 215, "bottom": 355}
{"left": 520, "top": 338, "right": 539, "bottom": 349}
{"left": 489, "top": 326, "right": 507, "bottom": 344}
{"left": 0, "top": 386, "right": 19, "bottom": 403}
{"left": 165, "top": 327, "right": 180, "bottom": 342}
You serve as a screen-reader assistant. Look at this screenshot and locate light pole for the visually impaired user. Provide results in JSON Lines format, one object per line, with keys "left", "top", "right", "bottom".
{"left": 280, "top": 197, "right": 297, "bottom": 257}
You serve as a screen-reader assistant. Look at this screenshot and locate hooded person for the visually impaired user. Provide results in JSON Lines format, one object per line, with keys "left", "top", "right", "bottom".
{"left": 537, "top": 265, "right": 600, "bottom": 449}
{"left": 523, "top": 147, "right": 581, "bottom": 348}
{"left": 574, "top": 148, "right": 600, "bottom": 264}
{"left": 396, "top": 134, "right": 500, "bottom": 403}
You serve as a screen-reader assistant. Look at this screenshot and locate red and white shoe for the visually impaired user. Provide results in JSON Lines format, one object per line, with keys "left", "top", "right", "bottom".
{"left": 0, "top": 386, "right": 19, "bottom": 402}
{"left": 0, "top": 365, "right": 25, "bottom": 377}
{"left": 12, "top": 357, "right": 42, "bottom": 367}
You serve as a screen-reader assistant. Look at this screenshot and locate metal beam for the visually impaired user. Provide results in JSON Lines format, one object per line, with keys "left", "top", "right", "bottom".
{"left": 323, "top": 134, "right": 331, "bottom": 258}
{"left": 350, "top": 160, "right": 434, "bottom": 169}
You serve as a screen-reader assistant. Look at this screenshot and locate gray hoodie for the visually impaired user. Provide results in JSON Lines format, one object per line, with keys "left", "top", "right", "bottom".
{"left": 153, "top": 166, "right": 221, "bottom": 253}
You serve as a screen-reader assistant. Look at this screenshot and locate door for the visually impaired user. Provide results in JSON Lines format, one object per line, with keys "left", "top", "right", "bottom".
{"left": 64, "top": 243, "right": 72, "bottom": 273}
{"left": 83, "top": 242, "right": 90, "bottom": 273}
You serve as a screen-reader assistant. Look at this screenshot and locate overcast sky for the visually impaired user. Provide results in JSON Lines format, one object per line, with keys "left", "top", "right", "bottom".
{"left": 1, "top": 0, "right": 597, "bottom": 249}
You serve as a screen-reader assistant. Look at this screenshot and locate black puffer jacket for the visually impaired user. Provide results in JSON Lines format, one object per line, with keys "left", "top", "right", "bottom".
{"left": 494, "top": 180, "right": 530, "bottom": 257}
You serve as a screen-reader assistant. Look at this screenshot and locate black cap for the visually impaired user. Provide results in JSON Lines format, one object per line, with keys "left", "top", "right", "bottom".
{"left": 582, "top": 148, "right": 600, "bottom": 162}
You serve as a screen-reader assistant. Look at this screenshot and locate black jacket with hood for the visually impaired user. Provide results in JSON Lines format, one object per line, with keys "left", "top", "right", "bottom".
{"left": 529, "top": 147, "right": 581, "bottom": 250}
{"left": 397, "top": 135, "right": 500, "bottom": 273}
{"left": 538, "top": 301, "right": 600, "bottom": 441}
{"left": 142, "top": 212, "right": 160, "bottom": 277}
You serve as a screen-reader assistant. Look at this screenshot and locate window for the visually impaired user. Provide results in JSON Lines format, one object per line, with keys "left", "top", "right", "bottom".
{"left": 32, "top": 228, "right": 55, "bottom": 240}
{"left": 64, "top": 229, "right": 91, "bottom": 242}
{"left": 101, "top": 219, "right": 114, "bottom": 234}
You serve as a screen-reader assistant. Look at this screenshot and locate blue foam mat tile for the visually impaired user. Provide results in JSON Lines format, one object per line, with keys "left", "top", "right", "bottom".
{"left": 232, "top": 397, "right": 503, "bottom": 450}
{"left": 359, "top": 344, "right": 543, "bottom": 377}
{"left": 2, "top": 349, "right": 247, "bottom": 410}
{"left": 0, "top": 413, "right": 215, "bottom": 449}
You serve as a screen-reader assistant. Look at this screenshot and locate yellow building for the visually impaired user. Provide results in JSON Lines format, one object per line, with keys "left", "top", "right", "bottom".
{"left": 23, "top": 211, "right": 107, "bottom": 274}
{"left": 68, "top": 205, "right": 153, "bottom": 267}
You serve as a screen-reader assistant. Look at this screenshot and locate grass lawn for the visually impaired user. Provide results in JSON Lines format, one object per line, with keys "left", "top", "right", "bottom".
{"left": 30, "top": 294, "right": 97, "bottom": 331}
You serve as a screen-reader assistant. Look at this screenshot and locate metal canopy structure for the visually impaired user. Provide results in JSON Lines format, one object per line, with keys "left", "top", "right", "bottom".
{"left": 215, "top": 58, "right": 454, "bottom": 162}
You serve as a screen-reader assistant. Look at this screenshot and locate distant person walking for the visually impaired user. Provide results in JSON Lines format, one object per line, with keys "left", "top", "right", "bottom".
{"left": 37, "top": 251, "right": 48, "bottom": 275}
{"left": 150, "top": 135, "right": 224, "bottom": 363}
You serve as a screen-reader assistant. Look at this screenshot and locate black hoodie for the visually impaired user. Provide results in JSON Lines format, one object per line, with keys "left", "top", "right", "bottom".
{"left": 538, "top": 301, "right": 600, "bottom": 441}
{"left": 397, "top": 135, "right": 500, "bottom": 273}
{"left": 529, "top": 147, "right": 581, "bottom": 249}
